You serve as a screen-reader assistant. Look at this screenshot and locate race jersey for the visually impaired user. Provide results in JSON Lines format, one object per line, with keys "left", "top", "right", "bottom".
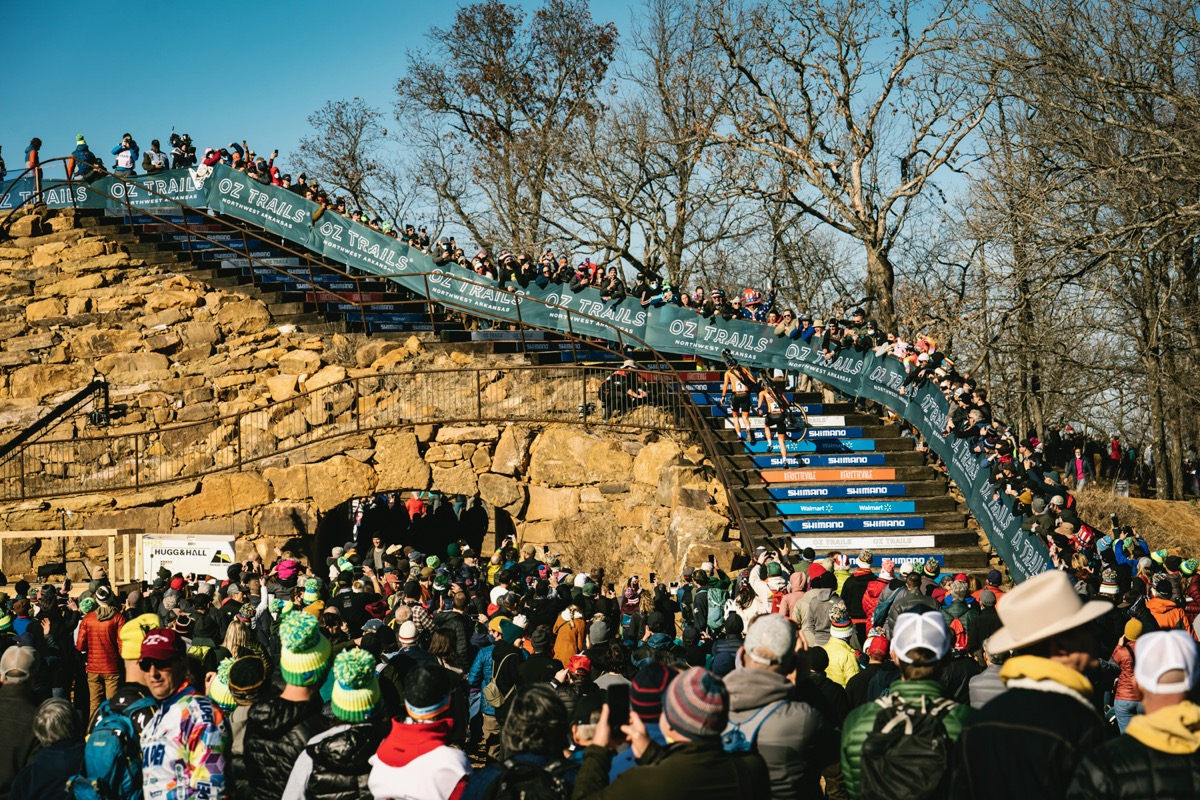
{"left": 141, "top": 683, "right": 228, "bottom": 800}
{"left": 765, "top": 397, "right": 783, "bottom": 415}
{"left": 726, "top": 371, "right": 750, "bottom": 393}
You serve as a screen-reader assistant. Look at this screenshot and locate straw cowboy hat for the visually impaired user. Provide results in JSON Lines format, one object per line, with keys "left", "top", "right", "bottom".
{"left": 986, "top": 570, "right": 1111, "bottom": 654}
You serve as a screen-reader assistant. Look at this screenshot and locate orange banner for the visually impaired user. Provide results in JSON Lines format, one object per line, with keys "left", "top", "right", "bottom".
{"left": 759, "top": 467, "right": 897, "bottom": 483}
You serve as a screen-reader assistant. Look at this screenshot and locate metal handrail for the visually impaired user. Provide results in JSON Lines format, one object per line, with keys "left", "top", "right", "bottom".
{"left": 0, "top": 365, "right": 674, "bottom": 493}
{"left": 0, "top": 378, "right": 109, "bottom": 466}
{"left": 2, "top": 160, "right": 756, "bottom": 553}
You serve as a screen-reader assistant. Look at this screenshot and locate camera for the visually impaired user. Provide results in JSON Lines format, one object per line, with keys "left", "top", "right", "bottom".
{"left": 169, "top": 132, "right": 182, "bottom": 148}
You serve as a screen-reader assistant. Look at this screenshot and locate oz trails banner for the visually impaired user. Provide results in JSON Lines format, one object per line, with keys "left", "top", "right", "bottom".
{"left": 11, "top": 164, "right": 1050, "bottom": 581}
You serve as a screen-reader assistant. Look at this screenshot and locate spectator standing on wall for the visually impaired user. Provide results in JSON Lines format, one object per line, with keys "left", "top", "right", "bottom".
{"left": 110, "top": 133, "right": 138, "bottom": 177}
{"left": 142, "top": 139, "right": 169, "bottom": 174}
{"left": 23, "top": 138, "right": 41, "bottom": 197}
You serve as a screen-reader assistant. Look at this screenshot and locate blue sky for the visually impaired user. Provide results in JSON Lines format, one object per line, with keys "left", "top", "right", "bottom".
{"left": 1, "top": 0, "right": 634, "bottom": 176}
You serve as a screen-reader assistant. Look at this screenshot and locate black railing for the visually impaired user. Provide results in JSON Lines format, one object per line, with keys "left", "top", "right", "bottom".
{"left": 0, "top": 378, "right": 110, "bottom": 470}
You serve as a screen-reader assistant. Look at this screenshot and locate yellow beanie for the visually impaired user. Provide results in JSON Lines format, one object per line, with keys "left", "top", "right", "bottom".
{"left": 120, "top": 613, "right": 165, "bottom": 661}
{"left": 1125, "top": 618, "right": 1144, "bottom": 642}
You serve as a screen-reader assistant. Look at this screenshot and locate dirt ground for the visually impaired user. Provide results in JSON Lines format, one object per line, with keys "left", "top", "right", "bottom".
{"left": 1076, "top": 487, "right": 1200, "bottom": 556}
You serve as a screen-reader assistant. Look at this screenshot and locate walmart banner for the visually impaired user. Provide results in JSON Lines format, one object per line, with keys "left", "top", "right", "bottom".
{"left": 10, "top": 164, "right": 1049, "bottom": 580}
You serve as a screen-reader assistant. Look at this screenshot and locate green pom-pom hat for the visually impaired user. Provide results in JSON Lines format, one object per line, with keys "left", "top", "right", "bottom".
{"left": 279, "top": 610, "right": 331, "bottom": 687}
{"left": 331, "top": 647, "right": 381, "bottom": 722}
{"left": 208, "top": 657, "right": 237, "bottom": 710}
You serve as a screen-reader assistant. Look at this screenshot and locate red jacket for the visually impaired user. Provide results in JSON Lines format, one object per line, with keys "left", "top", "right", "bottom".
{"left": 76, "top": 607, "right": 122, "bottom": 674}
{"left": 1186, "top": 575, "right": 1200, "bottom": 627}
{"left": 861, "top": 577, "right": 890, "bottom": 622}
{"left": 1112, "top": 640, "right": 1138, "bottom": 701}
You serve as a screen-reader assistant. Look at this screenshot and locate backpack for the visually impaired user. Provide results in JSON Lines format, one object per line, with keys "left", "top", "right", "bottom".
{"left": 707, "top": 585, "right": 729, "bottom": 630}
{"left": 1128, "top": 596, "right": 1161, "bottom": 633}
{"left": 947, "top": 617, "right": 969, "bottom": 653}
{"left": 68, "top": 696, "right": 157, "bottom": 800}
{"left": 722, "top": 700, "right": 787, "bottom": 753}
{"left": 485, "top": 758, "right": 572, "bottom": 800}
{"left": 872, "top": 587, "right": 901, "bottom": 629}
{"left": 483, "top": 651, "right": 519, "bottom": 708}
{"left": 859, "top": 694, "right": 957, "bottom": 800}
{"left": 769, "top": 590, "right": 785, "bottom": 615}
{"left": 620, "top": 612, "right": 637, "bottom": 642}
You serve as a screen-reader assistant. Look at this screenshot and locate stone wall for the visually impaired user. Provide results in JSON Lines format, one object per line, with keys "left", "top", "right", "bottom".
{"left": 0, "top": 422, "right": 737, "bottom": 583}
{"left": 0, "top": 210, "right": 738, "bottom": 581}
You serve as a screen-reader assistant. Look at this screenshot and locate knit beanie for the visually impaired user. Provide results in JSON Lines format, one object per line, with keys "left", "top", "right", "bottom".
{"left": 1151, "top": 549, "right": 1168, "bottom": 565}
{"left": 1184, "top": 559, "right": 1199, "bottom": 577}
{"left": 404, "top": 662, "right": 453, "bottom": 721}
{"left": 236, "top": 603, "right": 255, "bottom": 625}
{"left": 209, "top": 658, "right": 237, "bottom": 711}
{"left": 829, "top": 603, "right": 854, "bottom": 639}
{"left": 301, "top": 578, "right": 321, "bottom": 605}
{"left": 980, "top": 590, "right": 997, "bottom": 607}
{"left": 1100, "top": 568, "right": 1120, "bottom": 596}
{"left": 279, "top": 611, "right": 331, "bottom": 687}
{"left": 631, "top": 661, "right": 672, "bottom": 721}
{"left": 79, "top": 597, "right": 98, "bottom": 615}
{"left": 857, "top": 549, "right": 873, "bottom": 568}
{"left": 1125, "top": 618, "right": 1143, "bottom": 642}
{"left": 589, "top": 619, "right": 610, "bottom": 646}
{"left": 119, "top": 613, "right": 164, "bottom": 661}
{"left": 426, "top": 556, "right": 441, "bottom": 570}
{"left": 499, "top": 619, "right": 523, "bottom": 644}
{"left": 331, "top": 648, "right": 381, "bottom": 723}
{"left": 923, "top": 557, "right": 941, "bottom": 578}
{"left": 0, "top": 612, "right": 12, "bottom": 632}
{"left": 663, "top": 667, "right": 728, "bottom": 738}
{"left": 766, "top": 562, "right": 783, "bottom": 578}
{"left": 228, "top": 655, "right": 269, "bottom": 705}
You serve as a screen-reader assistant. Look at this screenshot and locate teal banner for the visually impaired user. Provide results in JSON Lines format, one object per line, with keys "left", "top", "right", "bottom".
{"left": 1, "top": 170, "right": 205, "bottom": 211}
{"left": 203, "top": 167, "right": 317, "bottom": 247}
{"left": 11, "top": 163, "right": 1049, "bottom": 581}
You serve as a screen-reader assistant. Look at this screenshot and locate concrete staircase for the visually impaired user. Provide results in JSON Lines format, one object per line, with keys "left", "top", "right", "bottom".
{"left": 686, "top": 375, "right": 988, "bottom": 575}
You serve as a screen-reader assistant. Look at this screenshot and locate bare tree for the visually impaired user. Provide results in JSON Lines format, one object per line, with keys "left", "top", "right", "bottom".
{"left": 295, "top": 97, "right": 419, "bottom": 225}
{"left": 968, "top": 0, "right": 1200, "bottom": 496}
{"left": 395, "top": 0, "right": 618, "bottom": 255}
{"left": 709, "top": 0, "right": 992, "bottom": 329}
{"left": 545, "top": 0, "right": 756, "bottom": 287}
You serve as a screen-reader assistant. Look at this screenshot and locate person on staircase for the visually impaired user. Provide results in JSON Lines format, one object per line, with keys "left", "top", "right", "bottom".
{"left": 720, "top": 365, "right": 754, "bottom": 442}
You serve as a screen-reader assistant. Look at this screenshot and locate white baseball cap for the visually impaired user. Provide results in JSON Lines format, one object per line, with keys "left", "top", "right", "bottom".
{"left": 1135, "top": 630, "right": 1198, "bottom": 694}
{"left": 891, "top": 611, "right": 950, "bottom": 663}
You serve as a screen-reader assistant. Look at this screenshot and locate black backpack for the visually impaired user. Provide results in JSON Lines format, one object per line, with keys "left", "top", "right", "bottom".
{"left": 1127, "top": 595, "right": 1161, "bottom": 633}
{"left": 859, "top": 694, "right": 957, "bottom": 800}
{"left": 485, "top": 759, "right": 572, "bottom": 800}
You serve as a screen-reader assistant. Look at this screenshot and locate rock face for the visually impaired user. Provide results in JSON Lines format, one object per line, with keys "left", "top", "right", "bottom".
{"left": 0, "top": 208, "right": 735, "bottom": 581}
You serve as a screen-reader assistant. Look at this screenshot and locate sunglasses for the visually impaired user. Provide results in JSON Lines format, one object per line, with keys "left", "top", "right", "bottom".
{"left": 138, "top": 657, "right": 176, "bottom": 672}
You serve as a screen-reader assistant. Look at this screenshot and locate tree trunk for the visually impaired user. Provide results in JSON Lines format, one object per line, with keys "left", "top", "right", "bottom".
{"left": 1145, "top": 351, "right": 1173, "bottom": 500}
{"left": 864, "top": 245, "right": 895, "bottom": 331}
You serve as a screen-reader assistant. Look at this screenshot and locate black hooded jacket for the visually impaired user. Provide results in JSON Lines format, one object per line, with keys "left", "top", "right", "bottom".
{"left": 243, "top": 694, "right": 327, "bottom": 800}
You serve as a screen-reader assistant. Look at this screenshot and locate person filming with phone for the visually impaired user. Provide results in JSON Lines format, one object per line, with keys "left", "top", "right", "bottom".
{"left": 569, "top": 666, "right": 770, "bottom": 799}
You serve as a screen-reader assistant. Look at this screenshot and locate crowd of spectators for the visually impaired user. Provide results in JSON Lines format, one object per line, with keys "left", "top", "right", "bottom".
{"left": 2, "top": 519, "right": 1199, "bottom": 799}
